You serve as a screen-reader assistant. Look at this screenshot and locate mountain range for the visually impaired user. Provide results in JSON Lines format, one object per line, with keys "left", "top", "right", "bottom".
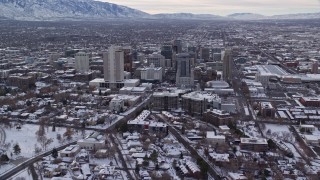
{"left": 0, "top": 0, "right": 319, "bottom": 21}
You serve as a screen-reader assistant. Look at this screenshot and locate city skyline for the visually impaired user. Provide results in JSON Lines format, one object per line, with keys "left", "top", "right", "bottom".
{"left": 102, "top": 0, "right": 320, "bottom": 16}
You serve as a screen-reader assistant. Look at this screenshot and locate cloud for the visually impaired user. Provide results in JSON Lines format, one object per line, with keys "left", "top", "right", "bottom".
{"left": 101, "top": 0, "right": 320, "bottom": 15}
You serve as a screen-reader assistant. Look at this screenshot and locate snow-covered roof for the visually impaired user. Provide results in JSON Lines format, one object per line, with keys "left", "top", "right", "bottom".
{"left": 209, "top": 153, "right": 230, "bottom": 162}
{"left": 228, "top": 172, "right": 247, "bottom": 180}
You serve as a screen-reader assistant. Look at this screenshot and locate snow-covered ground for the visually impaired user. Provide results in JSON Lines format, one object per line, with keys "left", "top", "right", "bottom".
{"left": 263, "top": 124, "right": 293, "bottom": 142}
{"left": 2, "top": 123, "right": 91, "bottom": 159}
{"left": 0, "top": 163, "right": 15, "bottom": 175}
{"left": 9, "top": 168, "right": 33, "bottom": 180}
{"left": 284, "top": 142, "right": 301, "bottom": 158}
{"left": 262, "top": 124, "right": 305, "bottom": 159}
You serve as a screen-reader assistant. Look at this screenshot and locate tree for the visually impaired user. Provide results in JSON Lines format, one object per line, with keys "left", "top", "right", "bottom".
{"left": 26, "top": 100, "right": 32, "bottom": 106}
{"left": 150, "top": 150, "right": 158, "bottom": 163}
{"left": 13, "top": 143, "right": 21, "bottom": 155}
{"left": 204, "top": 148, "right": 209, "bottom": 156}
{"left": 64, "top": 128, "right": 73, "bottom": 140}
{"left": 0, "top": 154, "right": 9, "bottom": 162}
{"left": 135, "top": 162, "right": 140, "bottom": 174}
{"left": 181, "top": 126, "right": 185, "bottom": 134}
{"left": 96, "top": 118, "right": 105, "bottom": 125}
{"left": 116, "top": 122, "right": 128, "bottom": 133}
{"left": 52, "top": 148, "right": 58, "bottom": 158}
{"left": 267, "top": 139, "right": 277, "bottom": 149}
{"left": 180, "top": 152, "right": 183, "bottom": 159}
{"left": 172, "top": 159, "right": 177, "bottom": 169}
{"left": 56, "top": 134, "right": 62, "bottom": 142}
{"left": 197, "top": 158, "right": 208, "bottom": 179}
{"left": 34, "top": 145, "right": 42, "bottom": 154}
{"left": 142, "top": 160, "right": 149, "bottom": 167}
{"left": 39, "top": 136, "right": 53, "bottom": 151}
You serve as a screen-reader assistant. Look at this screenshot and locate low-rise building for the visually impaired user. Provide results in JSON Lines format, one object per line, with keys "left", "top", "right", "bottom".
{"left": 77, "top": 132, "right": 105, "bottom": 151}
{"left": 259, "top": 102, "right": 276, "bottom": 118}
{"left": 300, "top": 97, "right": 320, "bottom": 107}
{"left": 140, "top": 64, "right": 163, "bottom": 82}
{"left": 152, "top": 92, "right": 179, "bottom": 111}
{"left": 203, "top": 109, "right": 234, "bottom": 126}
{"left": 206, "top": 131, "right": 225, "bottom": 145}
{"left": 7, "top": 74, "right": 35, "bottom": 89}
{"left": 127, "top": 110, "right": 167, "bottom": 133}
{"left": 60, "top": 145, "right": 81, "bottom": 158}
{"left": 240, "top": 138, "right": 268, "bottom": 152}
{"left": 299, "top": 124, "right": 316, "bottom": 132}
{"left": 109, "top": 98, "right": 125, "bottom": 112}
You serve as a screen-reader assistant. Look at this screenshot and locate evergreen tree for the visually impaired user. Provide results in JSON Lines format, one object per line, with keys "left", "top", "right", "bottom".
{"left": 52, "top": 148, "right": 58, "bottom": 158}
{"left": 180, "top": 152, "right": 183, "bottom": 159}
{"left": 0, "top": 154, "right": 9, "bottom": 162}
{"left": 13, "top": 143, "right": 21, "bottom": 155}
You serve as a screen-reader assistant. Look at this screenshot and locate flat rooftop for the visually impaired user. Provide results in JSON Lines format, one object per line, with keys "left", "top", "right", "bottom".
{"left": 256, "top": 65, "right": 289, "bottom": 76}
{"left": 240, "top": 138, "right": 267, "bottom": 145}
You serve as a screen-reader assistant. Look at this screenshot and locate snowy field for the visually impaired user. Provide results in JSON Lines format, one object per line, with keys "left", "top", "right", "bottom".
{"left": 3, "top": 124, "right": 88, "bottom": 158}
{"left": 262, "top": 124, "right": 293, "bottom": 141}
{"left": 1, "top": 123, "right": 92, "bottom": 176}
{"left": 262, "top": 124, "right": 304, "bottom": 159}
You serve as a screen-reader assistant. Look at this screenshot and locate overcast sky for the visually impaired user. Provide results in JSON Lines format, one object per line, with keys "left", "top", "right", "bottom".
{"left": 101, "top": 0, "right": 320, "bottom": 16}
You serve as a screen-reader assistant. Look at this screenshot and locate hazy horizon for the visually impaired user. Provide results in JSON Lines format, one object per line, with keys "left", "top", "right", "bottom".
{"left": 101, "top": 0, "right": 320, "bottom": 16}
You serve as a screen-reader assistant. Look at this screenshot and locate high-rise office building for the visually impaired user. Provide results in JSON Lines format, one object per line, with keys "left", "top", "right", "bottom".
{"left": 176, "top": 53, "right": 194, "bottom": 87}
{"left": 161, "top": 43, "right": 173, "bottom": 60}
{"left": 120, "top": 46, "right": 133, "bottom": 72}
{"left": 147, "top": 53, "right": 165, "bottom": 68}
{"left": 200, "top": 47, "right": 210, "bottom": 62}
{"left": 75, "top": 52, "right": 90, "bottom": 73}
{"left": 103, "top": 46, "right": 124, "bottom": 82}
{"left": 222, "top": 48, "right": 233, "bottom": 81}
{"left": 173, "top": 39, "right": 182, "bottom": 54}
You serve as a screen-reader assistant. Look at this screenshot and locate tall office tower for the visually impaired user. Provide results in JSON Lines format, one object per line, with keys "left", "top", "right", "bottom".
{"left": 120, "top": 46, "right": 133, "bottom": 72}
{"left": 213, "top": 53, "right": 222, "bottom": 62}
{"left": 147, "top": 53, "right": 165, "bottom": 68}
{"left": 172, "top": 39, "right": 183, "bottom": 54}
{"left": 161, "top": 43, "right": 173, "bottom": 60}
{"left": 212, "top": 47, "right": 222, "bottom": 54}
{"left": 75, "top": 52, "right": 90, "bottom": 73}
{"left": 103, "top": 46, "right": 124, "bottom": 82}
{"left": 176, "top": 53, "right": 194, "bottom": 87}
{"left": 222, "top": 48, "right": 233, "bottom": 81}
{"left": 200, "top": 47, "right": 210, "bottom": 62}
{"left": 188, "top": 46, "right": 197, "bottom": 53}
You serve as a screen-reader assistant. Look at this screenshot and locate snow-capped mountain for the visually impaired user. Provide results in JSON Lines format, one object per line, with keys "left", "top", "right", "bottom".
{"left": 228, "top": 12, "right": 320, "bottom": 20}
{"left": 0, "top": 0, "right": 319, "bottom": 21}
{"left": 152, "top": 13, "right": 225, "bottom": 20}
{"left": 0, "top": 0, "right": 148, "bottom": 20}
{"left": 228, "top": 13, "right": 266, "bottom": 20}
{"left": 271, "top": 13, "right": 320, "bottom": 20}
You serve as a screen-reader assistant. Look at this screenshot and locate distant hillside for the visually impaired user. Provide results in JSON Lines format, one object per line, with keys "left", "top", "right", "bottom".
{"left": 152, "top": 13, "right": 225, "bottom": 20}
{"left": 228, "top": 12, "right": 320, "bottom": 20}
{"left": 0, "top": 0, "right": 148, "bottom": 20}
